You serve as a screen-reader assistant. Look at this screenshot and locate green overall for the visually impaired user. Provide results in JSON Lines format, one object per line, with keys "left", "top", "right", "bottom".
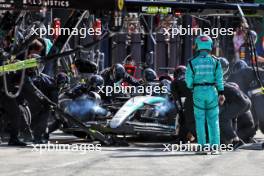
{"left": 185, "top": 51, "right": 224, "bottom": 146}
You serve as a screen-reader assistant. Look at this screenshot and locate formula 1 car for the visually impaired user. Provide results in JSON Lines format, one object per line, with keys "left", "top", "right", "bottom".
{"left": 108, "top": 95, "right": 178, "bottom": 136}
{"left": 55, "top": 92, "right": 179, "bottom": 144}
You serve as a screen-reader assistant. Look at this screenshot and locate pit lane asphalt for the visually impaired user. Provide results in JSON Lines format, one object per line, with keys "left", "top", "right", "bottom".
{"left": 0, "top": 131, "right": 263, "bottom": 176}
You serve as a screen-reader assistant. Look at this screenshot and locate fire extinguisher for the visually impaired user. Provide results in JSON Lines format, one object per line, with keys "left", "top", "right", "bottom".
{"left": 53, "top": 18, "right": 61, "bottom": 41}
{"left": 93, "top": 18, "right": 102, "bottom": 40}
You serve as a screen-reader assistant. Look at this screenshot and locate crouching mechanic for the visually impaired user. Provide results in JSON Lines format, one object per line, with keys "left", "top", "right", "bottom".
{"left": 100, "top": 63, "right": 140, "bottom": 102}
{"left": 185, "top": 35, "right": 225, "bottom": 154}
{"left": 217, "top": 57, "right": 255, "bottom": 148}
{"left": 171, "top": 66, "right": 196, "bottom": 143}
{"left": 100, "top": 63, "right": 140, "bottom": 87}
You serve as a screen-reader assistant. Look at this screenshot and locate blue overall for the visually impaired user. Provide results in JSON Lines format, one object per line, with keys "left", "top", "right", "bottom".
{"left": 185, "top": 51, "right": 224, "bottom": 147}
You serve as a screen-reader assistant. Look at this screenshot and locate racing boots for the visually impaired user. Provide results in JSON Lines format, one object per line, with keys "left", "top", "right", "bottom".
{"left": 232, "top": 139, "right": 245, "bottom": 150}
{"left": 8, "top": 137, "right": 27, "bottom": 146}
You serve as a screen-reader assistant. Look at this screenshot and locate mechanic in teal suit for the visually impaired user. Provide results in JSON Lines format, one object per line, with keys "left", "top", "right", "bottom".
{"left": 185, "top": 35, "right": 225, "bottom": 151}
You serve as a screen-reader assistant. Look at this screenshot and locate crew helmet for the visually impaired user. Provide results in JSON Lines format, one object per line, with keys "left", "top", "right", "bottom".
{"left": 195, "top": 35, "right": 213, "bottom": 51}
{"left": 174, "top": 65, "right": 186, "bottom": 80}
{"left": 143, "top": 68, "right": 157, "bottom": 82}
{"left": 232, "top": 60, "right": 249, "bottom": 73}
{"left": 218, "top": 57, "right": 229, "bottom": 75}
{"left": 112, "top": 63, "right": 126, "bottom": 81}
